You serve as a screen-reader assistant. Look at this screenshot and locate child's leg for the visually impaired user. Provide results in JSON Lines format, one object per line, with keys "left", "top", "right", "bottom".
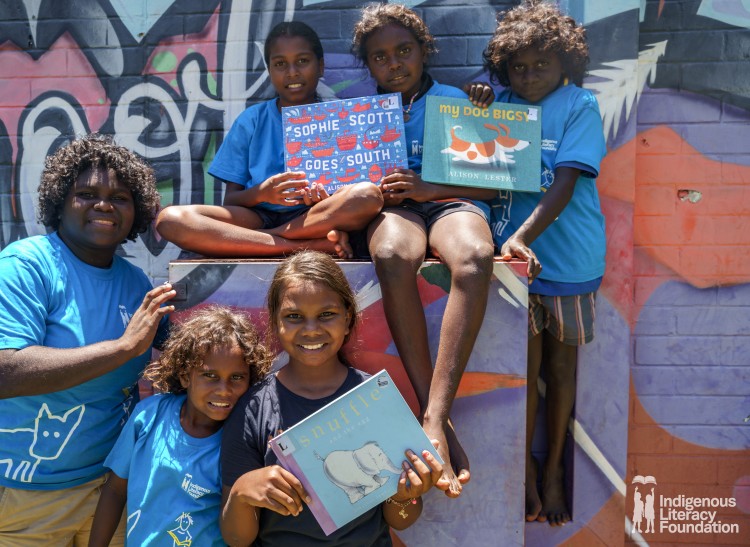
{"left": 540, "top": 332, "right": 577, "bottom": 526}
{"left": 155, "top": 204, "right": 349, "bottom": 257}
{"left": 268, "top": 182, "right": 383, "bottom": 239}
{"left": 423, "top": 211, "right": 494, "bottom": 496}
{"left": 368, "top": 209, "right": 432, "bottom": 395}
{"left": 526, "top": 332, "right": 544, "bottom": 522}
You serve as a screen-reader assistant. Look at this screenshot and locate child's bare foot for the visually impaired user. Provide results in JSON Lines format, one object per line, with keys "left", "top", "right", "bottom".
{"left": 445, "top": 420, "right": 471, "bottom": 488}
{"left": 541, "top": 464, "right": 571, "bottom": 526}
{"left": 525, "top": 457, "right": 543, "bottom": 522}
{"left": 326, "top": 230, "right": 352, "bottom": 258}
{"left": 423, "top": 420, "right": 462, "bottom": 497}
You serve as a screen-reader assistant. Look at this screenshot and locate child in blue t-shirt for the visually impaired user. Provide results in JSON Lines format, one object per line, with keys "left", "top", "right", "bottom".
{"left": 480, "top": 0, "right": 607, "bottom": 527}
{"left": 350, "top": 2, "right": 497, "bottom": 500}
{"left": 155, "top": 22, "right": 383, "bottom": 258}
{"left": 89, "top": 306, "right": 271, "bottom": 546}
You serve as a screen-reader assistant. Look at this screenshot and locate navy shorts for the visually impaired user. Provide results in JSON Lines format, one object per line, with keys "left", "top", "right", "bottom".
{"left": 388, "top": 199, "right": 489, "bottom": 229}
{"left": 254, "top": 207, "right": 308, "bottom": 229}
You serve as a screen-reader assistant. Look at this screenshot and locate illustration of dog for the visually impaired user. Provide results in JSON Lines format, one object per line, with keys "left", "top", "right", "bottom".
{"left": 441, "top": 123, "right": 529, "bottom": 165}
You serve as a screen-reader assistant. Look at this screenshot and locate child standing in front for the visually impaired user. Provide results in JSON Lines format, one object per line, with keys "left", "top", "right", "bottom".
{"left": 156, "top": 21, "right": 383, "bottom": 258}
{"left": 351, "top": 3, "right": 497, "bottom": 498}
{"left": 89, "top": 306, "right": 270, "bottom": 546}
{"left": 483, "top": 0, "right": 607, "bottom": 526}
{"left": 220, "top": 250, "right": 443, "bottom": 545}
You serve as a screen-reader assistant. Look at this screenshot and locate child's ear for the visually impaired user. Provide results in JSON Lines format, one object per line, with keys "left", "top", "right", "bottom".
{"left": 345, "top": 311, "right": 352, "bottom": 336}
{"left": 318, "top": 57, "right": 325, "bottom": 78}
{"left": 179, "top": 372, "right": 190, "bottom": 389}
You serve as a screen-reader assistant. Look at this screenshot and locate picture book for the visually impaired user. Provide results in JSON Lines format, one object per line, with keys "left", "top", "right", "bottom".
{"left": 421, "top": 96, "right": 542, "bottom": 192}
{"left": 282, "top": 94, "right": 409, "bottom": 193}
{"left": 631, "top": 475, "right": 658, "bottom": 485}
{"left": 269, "top": 370, "right": 440, "bottom": 536}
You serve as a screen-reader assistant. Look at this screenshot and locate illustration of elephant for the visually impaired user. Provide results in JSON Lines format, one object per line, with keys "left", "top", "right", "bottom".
{"left": 318, "top": 442, "right": 401, "bottom": 504}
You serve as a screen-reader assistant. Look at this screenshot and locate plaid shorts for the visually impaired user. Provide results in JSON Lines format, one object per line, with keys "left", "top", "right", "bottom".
{"left": 528, "top": 292, "right": 597, "bottom": 346}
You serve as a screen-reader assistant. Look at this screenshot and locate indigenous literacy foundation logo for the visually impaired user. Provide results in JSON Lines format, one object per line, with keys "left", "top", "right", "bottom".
{"left": 629, "top": 475, "right": 740, "bottom": 537}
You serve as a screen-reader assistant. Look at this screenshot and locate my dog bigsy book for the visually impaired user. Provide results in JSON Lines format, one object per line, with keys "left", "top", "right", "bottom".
{"left": 269, "top": 370, "right": 440, "bottom": 536}
{"left": 422, "top": 96, "right": 542, "bottom": 191}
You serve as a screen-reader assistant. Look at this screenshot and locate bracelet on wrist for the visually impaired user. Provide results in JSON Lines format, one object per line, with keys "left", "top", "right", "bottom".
{"left": 386, "top": 496, "right": 418, "bottom": 519}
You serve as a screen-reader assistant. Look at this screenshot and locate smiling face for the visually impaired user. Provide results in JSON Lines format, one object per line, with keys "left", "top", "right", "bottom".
{"left": 507, "top": 47, "right": 565, "bottom": 104}
{"left": 274, "top": 279, "right": 351, "bottom": 372}
{"left": 364, "top": 23, "right": 426, "bottom": 101}
{"left": 267, "top": 35, "right": 323, "bottom": 108}
{"left": 57, "top": 166, "right": 135, "bottom": 268}
{"left": 179, "top": 344, "right": 250, "bottom": 436}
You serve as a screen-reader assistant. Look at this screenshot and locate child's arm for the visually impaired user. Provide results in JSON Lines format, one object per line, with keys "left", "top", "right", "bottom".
{"left": 221, "top": 173, "right": 309, "bottom": 208}
{"left": 382, "top": 446, "right": 443, "bottom": 531}
{"left": 221, "top": 465, "right": 311, "bottom": 546}
{"left": 380, "top": 168, "right": 497, "bottom": 206}
{"left": 501, "top": 166, "right": 580, "bottom": 281}
{"left": 88, "top": 473, "right": 128, "bottom": 547}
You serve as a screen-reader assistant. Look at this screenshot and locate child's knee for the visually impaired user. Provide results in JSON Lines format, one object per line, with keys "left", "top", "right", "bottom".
{"left": 371, "top": 242, "right": 421, "bottom": 276}
{"left": 155, "top": 205, "right": 189, "bottom": 235}
{"left": 450, "top": 239, "right": 494, "bottom": 281}
{"left": 348, "top": 182, "right": 384, "bottom": 213}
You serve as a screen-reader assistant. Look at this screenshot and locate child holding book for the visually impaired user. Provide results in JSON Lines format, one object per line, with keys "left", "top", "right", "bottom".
{"left": 156, "top": 21, "right": 383, "bottom": 258}
{"left": 351, "top": 3, "right": 496, "bottom": 497}
{"left": 481, "top": 0, "right": 607, "bottom": 526}
{"left": 220, "top": 250, "right": 443, "bottom": 545}
{"left": 89, "top": 306, "right": 270, "bottom": 546}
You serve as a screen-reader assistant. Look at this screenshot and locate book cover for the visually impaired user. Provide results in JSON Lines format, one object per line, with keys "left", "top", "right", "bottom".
{"left": 282, "top": 94, "right": 409, "bottom": 193}
{"left": 421, "top": 96, "right": 542, "bottom": 192}
{"left": 269, "top": 370, "right": 440, "bottom": 536}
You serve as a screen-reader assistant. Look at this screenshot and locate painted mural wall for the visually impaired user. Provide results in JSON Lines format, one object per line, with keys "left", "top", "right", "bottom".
{"left": 0, "top": 0, "right": 747, "bottom": 545}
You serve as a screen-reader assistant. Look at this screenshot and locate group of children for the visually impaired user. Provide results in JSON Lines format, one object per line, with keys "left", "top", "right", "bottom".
{"left": 96, "top": 0, "right": 607, "bottom": 544}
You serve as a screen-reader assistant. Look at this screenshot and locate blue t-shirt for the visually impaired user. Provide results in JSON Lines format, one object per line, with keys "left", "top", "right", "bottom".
{"left": 106, "top": 394, "right": 225, "bottom": 546}
{"left": 209, "top": 99, "right": 306, "bottom": 214}
{"left": 402, "top": 81, "right": 491, "bottom": 219}
{"left": 222, "top": 368, "right": 391, "bottom": 547}
{"left": 490, "top": 84, "right": 607, "bottom": 288}
{"left": 0, "top": 233, "right": 158, "bottom": 490}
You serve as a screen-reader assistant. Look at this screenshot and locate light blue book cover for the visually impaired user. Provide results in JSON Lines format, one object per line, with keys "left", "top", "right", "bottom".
{"left": 282, "top": 94, "right": 408, "bottom": 192}
{"left": 421, "top": 96, "right": 542, "bottom": 192}
{"left": 269, "top": 370, "right": 440, "bottom": 536}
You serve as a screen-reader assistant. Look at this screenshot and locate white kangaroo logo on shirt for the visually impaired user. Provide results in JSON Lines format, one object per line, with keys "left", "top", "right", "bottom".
{"left": 0, "top": 403, "right": 85, "bottom": 482}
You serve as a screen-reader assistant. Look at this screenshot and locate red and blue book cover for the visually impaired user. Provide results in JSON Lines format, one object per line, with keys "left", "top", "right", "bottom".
{"left": 282, "top": 94, "right": 408, "bottom": 192}
{"left": 269, "top": 370, "right": 440, "bottom": 536}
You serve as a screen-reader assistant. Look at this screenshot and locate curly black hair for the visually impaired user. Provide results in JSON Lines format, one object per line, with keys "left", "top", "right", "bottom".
{"left": 37, "top": 134, "right": 160, "bottom": 241}
{"left": 144, "top": 305, "right": 271, "bottom": 394}
{"left": 483, "top": 0, "right": 589, "bottom": 87}
{"left": 351, "top": 2, "right": 437, "bottom": 63}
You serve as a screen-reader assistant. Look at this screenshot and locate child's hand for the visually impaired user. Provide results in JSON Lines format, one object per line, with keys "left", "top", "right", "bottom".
{"left": 121, "top": 284, "right": 175, "bottom": 358}
{"left": 392, "top": 445, "right": 444, "bottom": 500}
{"left": 302, "top": 182, "right": 330, "bottom": 206}
{"left": 232, "top": 466, "right": 311, "bottom": 517}
{"left": 463, "top": 81, "right": 495, "bottom": 108}
{"left": 501, "top": 236, "right": 542, "bottom": 282}
{"left": 380, "top": 169, "right": 436, "bottom": 205}
{"left": 257, "top": 172, "right": 308, "bottom": 206}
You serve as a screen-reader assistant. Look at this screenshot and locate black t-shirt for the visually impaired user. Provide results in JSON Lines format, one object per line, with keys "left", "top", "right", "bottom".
{"left": 221, "top": 367, "right": 392, "bottom": 547}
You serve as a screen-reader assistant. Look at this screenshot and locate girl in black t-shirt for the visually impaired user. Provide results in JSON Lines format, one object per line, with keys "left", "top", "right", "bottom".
{"left": 220, "top": 250, "right": 443, "bottom": 546}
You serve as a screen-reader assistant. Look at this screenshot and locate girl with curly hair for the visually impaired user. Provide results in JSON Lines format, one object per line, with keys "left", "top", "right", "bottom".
{"left": 481, "top": 0, "right": 607, "bottom": 526}
{"left": 90, "top": 306, "right": 270, "bottom": 546}
{"left": 351, "top": 2, "right": 497, "bottom": 499}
